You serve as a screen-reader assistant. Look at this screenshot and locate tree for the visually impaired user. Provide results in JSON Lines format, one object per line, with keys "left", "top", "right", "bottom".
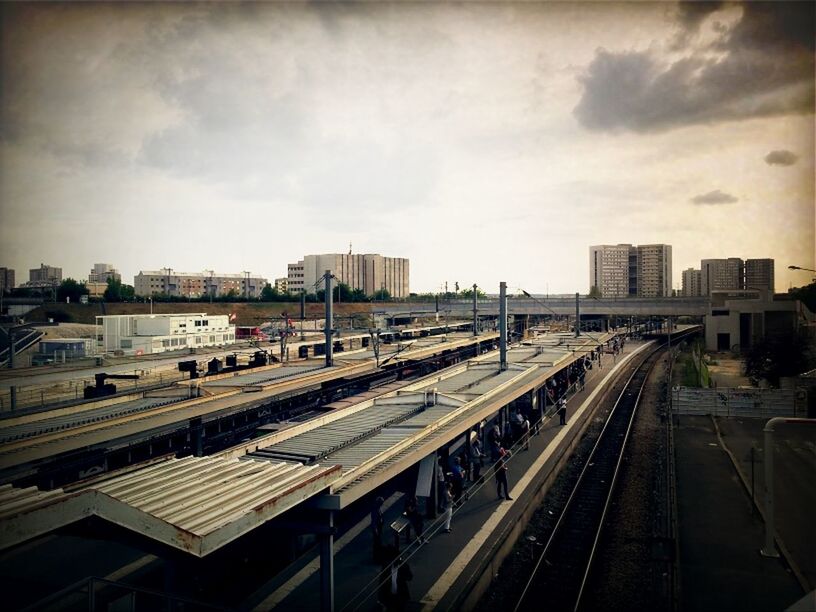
{"left": 589, "top": 286, "right": 602, "bottom": 298}
{"left": 460, "top": 287, "right": 487, "bottom": 299}
{"left": 788, "top": 282, "right": 816, "bottom": 313}
{"left": 372, "top": 288, "right": 391, "bottom": 301}
{"left": 57, "top": 278, "right": 89, "bottom": 303}
{"left": 104, "top": 278, "right": 135, "bottom": 302}
{"left": 744, "top": 328, "right": 816, "bottom": 387}
{"left": 261, "top": 283, "right": 279, "bottom": 301}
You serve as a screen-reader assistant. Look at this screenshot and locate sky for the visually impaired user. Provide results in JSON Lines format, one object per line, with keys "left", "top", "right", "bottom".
{"left": 1, "top": 1, "right": 813, "bottom": 295}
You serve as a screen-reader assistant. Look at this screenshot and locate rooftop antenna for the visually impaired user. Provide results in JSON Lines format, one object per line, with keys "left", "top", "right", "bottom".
{"left": 349, "top": 242, "right": 352, "bottom": 255}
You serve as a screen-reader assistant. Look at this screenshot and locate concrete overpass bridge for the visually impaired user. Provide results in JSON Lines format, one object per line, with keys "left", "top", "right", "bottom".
{"left": 376, "top": 296, "right": 710, "bottom": 318}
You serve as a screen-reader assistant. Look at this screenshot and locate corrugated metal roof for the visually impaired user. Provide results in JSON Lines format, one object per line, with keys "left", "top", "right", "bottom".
{"left": 248, "top": 398, "right": 428, "bottom": 464}
{"left": 200, "top": 364, "right": 328, "bottom": 388}
{"left": 0, "top": 456, "right": 341, "bottom": 557}
{"left": 0, "top": 396, "right": 187, "bottom": 445}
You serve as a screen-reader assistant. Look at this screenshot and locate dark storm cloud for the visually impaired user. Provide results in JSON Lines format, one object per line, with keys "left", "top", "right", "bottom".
{"left": 574, "top": 2, "right": 815, "bottom": 132}
{"left": 691, "top": 190, "right": 738, "bottom": 205}
{"left": 764, "top": 150, "right": 798, "bottom": 166}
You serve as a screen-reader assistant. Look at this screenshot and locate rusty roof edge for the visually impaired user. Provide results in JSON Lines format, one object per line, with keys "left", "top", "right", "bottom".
{"left": 0, "top": 489, "right": 94, "bottom": 552}
{"left": 199, "top": 463, "right": 342, "bottom": 556}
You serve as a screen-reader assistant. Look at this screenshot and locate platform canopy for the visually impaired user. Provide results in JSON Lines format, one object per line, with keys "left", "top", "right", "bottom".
{"left": 0, "top": 456, "right": 340, "bottom": 557}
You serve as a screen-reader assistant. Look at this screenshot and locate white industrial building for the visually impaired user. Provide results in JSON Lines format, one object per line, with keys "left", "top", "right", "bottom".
{"left": 96, "top": 313, "right": 236, "bottom": 356}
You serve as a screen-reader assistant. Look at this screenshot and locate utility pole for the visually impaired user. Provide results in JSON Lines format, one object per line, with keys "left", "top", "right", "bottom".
{"left": 499, "top": 281, "right": 507, "bottom": 371}
{"left": 472, "top": 283, "right": 478, "bottom": 336}
{"left": 324, "top": 270, "right": 333, "bottom": 367}
{"left": 575, "top": 292, "right": 580, "bottom": 338}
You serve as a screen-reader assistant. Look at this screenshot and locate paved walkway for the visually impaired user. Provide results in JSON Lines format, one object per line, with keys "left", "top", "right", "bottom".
{"left": 714, "top": 417, "right": 816, "bottom": 590}
{"left": 674, "top": 416, "right": 805, "bottom": 612}
{"left": 245, "top": 341, "right": 648, "bottom": 611}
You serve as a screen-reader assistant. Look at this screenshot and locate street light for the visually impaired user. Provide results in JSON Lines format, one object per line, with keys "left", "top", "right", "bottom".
{"left": 788, "top": 265, "right": 816, "bottom": 283}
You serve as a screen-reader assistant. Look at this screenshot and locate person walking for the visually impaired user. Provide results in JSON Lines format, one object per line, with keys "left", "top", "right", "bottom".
{"left": 371, "top": 495, "right": 384, "bottom": 562}
{"left": 442, "top": 481, "right": 454, "bottom": 533}
{"left": 558, "top": 397, "right": 567, "bottom": 425}
{"left": 496, "top": 447, "right": 512, "bottom": 500}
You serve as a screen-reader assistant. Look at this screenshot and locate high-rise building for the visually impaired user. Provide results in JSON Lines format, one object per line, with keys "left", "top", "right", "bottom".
{"left": 0, "top": 268, "right": 15, "bottom": 293}
{"left": 681, "top": 268, "right": 702, "bottom": 297}
{"left": 134, "top": 270, "right": 268, "bottom": 299}
{"left": 636, "top": 244, "right": 672, "bottom": 298}
{"left": 701, "top": 258, "right": 744, "bottom": 294}
{"left": 274, "top": 277, "right": 288, "bottom": 293}
{"left": 590, "top": 244, "right": 672, "bottom": 298}
{"left": 286, "top": 253, "right": 410, "bottom": 297}
{"left": 29, "top": 263, "right": 62, "bottom": 285}
{"left": 745, "top": 259, "right": 775, "bottom": 292}
{"left": 89, "top": 263, "right": 121, "bottom": 284}
{"left": 589, "top": 244, "right": 632, "bottom": 298}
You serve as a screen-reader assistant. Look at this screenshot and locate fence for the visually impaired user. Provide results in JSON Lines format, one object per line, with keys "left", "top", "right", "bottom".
{"left": 672, "top": 386, "right": 805, "bottom": 418}
{"left": 22, "top": 575, "right": 229, "bottom": 612}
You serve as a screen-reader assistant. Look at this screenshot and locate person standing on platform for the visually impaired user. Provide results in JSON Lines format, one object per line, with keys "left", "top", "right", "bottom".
{"left": 450, "top": 456, "right": 465, "bottom": 503}
{"left": 558, "top": 396, "right": 567, "bottom": 425}
{"left": 469, "top": 436, "right": 484, "bottom": 483}
{"left": 389, "top": 556, "right": 413, "bottom": 612}
{"left": 371, "top": 496, "right": 384, "bottom": 562}
{"left": 404, "top": 495, "right": 426, "bottom": 544}
{"left": 442, "top": 481, "right": 454, "bottom": 533}
{"left": 496, "top": 447, "right": 512, "bottom": 500}
{"left": 436, "top": 460, "right": 446, "bottom": 513}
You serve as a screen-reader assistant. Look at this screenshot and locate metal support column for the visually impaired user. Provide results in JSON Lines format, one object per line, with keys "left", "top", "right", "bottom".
{"left": 9, "top": 330, "right": 17, "bottom": 410}
{"left": 499, "top": 282, "right": 507, "bottom": 371}
{"left": 574, "top": 292, "right": 580, "bottom": 338}
{"left": 8, "top": 332, "right": 15, "bottom": 369}
{"left": 320, "top": 511, "right": 335, "bottom": 612}
{"left": 472, "top": 283, "right": 478, "bottom": 336}
{"left": 761, "top": 419, "right": 779, "bottom": 557}
{"left": 324, "top": 271, "right": 333, "bottom": 368}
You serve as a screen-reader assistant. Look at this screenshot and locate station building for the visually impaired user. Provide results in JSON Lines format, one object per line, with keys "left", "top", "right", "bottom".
{"left": 704, "top": 289, "right": 814, "bottom": 352}
{"left": 96, "top": 313, "right": 236, "bottom": 355}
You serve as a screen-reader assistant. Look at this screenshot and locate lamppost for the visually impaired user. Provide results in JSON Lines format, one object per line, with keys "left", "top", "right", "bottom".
{"left": 788, "top": 265, "right": 816, "bottom": 283}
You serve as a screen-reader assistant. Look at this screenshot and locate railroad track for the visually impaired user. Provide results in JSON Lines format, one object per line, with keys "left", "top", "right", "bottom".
{"left": 512, "top": 339, "right": 674, "bottom": 612}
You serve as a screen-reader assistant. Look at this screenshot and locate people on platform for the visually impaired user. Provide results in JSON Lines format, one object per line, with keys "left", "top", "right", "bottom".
{"left": 558, "top": 396, "right": 567, "bottom": 425}
{"left": 371, "top": 495, "right": 385, "bottom": 562}
{"left": 496, "top": 447, "right": 512, "bottom": 500}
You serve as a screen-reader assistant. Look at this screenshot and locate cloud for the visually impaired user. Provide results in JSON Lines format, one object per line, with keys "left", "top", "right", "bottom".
{"left": 691, "top": 190, "right": 738, "bottom": 205}
{"left": 574, "top": 2, "right": 815, "bottom": 132}
{"left": 764, "top": 150, "right": 798, "bottom": 166}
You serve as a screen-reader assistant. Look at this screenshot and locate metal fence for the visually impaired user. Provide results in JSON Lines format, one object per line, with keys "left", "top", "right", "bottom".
{"left": 22, "top": 576, "right": 230, "bottom": 612}
{"left": 671, "top": 386, "right": 805, "bottom": 418}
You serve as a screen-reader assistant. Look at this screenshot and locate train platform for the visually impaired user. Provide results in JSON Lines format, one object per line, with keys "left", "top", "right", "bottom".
{"left": 674, "top": 415, "right": 809, "bottom": 612}
{"left": 244, "top": 339, "right": 650, "bottom": 611}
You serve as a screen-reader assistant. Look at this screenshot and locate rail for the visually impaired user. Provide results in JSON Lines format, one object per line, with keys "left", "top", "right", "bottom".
{"left": 513, "top": 343, "right": 665, "bottom": 612}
